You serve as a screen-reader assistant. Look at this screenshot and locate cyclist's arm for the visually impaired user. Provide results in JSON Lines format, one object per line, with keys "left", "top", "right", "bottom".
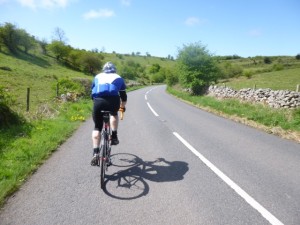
{"left": 119, "top": 90, "right": 127, "bottom": 108}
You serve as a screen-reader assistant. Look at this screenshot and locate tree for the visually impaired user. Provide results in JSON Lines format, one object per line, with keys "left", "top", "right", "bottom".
{"left": 176, "top": 41, "right": 219, "bottom": 95}
{"left": 264, "top": 56, "right": 272, "bottom": 64}
{"left": 17, "top": 29, "right": 36, "bottom": 53}
{"left": 296, "top": 54, "right": 300, "bottom": 60}
{"left": 80, "top": 52, "right": 102, "bottom": 74}
{"left": 0, "top": 22, "right": 19, "bottom": 53}
{"left": 118, "top": 60, "right": 144, "bottom": 80}
{"left": 38, "top": 38, "right": 48, "bottom": 55}
{"left": 149, "top": 63, "right": 161, "bottom": 74}
{"left": 48, "top": 40, "right": 71, "bottom": 61}
{"left": 52, "top": 27, "right": 68, "bottom": 43}
{"left": 166, "top": 71, "right": 178, "bottom": 86}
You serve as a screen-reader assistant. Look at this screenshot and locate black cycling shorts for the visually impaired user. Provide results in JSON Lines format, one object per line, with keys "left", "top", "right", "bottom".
{"left": 92, "top": 96, "right": 120, "bottom": 131}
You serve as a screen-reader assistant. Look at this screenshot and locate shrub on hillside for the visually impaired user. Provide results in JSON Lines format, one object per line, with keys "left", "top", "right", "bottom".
{"left": 0, "top": 87, "right": 23, "bottom": 128}
{"left": 0, "top": 104, "right": 24, "bottom": 128}
{"left": 54, "top": 78, "right": 90, "bottom": 99}
{"left": 264, "top": 57, "right": 272, "bottom": 64}
{"left": 243, "top": 70, "right": 253, "bottom": 79}
{"left": 272, "top": 63, "right": 284, "bottom": 71}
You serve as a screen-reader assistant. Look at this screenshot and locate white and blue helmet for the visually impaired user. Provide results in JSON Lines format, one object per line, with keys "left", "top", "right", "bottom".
{"left": 102, "top": 62, "right": 117, "bottom": 73}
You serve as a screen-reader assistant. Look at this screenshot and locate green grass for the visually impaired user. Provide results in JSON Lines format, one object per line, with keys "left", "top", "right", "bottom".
{"left": 218, "top": 56, "right": 300, "bottom": 91}
{"left": 0, "top": 99, "right": 92, "bottom": 206}
{"left": 167, "top": 87, "right": 300, "bottom": 133}
{"left": 0, "top": 52, "right": 91, "bottom": 114}
{"left": 222, "top": 68, "right": 300, "bottom": 91}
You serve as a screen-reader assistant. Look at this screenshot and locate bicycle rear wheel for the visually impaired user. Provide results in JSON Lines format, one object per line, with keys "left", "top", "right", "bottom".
{"left": 100, "top": 144, "right": 106, "bottom": 189}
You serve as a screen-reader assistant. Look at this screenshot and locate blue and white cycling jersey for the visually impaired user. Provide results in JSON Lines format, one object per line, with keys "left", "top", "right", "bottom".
{"left": 91, "top": 72, "right": 126, "bottom": 99}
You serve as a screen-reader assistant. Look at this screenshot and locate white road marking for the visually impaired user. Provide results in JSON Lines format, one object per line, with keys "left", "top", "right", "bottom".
{"left": 147, "top": 102, "right": 159, "bottom": 117}
{"left": 173, "top": 132, "right": 284, "bottom": 225}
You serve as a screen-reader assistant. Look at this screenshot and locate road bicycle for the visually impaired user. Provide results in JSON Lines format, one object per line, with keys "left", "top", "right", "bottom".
{"left": 96, "top": 110, "right": 124, "bottom": 189}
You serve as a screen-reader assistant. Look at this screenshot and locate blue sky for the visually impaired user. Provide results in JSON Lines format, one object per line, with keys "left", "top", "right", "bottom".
{"left": 0, "top": 0, "right": 299, "bottom": 58}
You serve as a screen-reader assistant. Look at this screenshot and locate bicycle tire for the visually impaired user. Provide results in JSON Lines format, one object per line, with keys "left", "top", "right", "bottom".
{"left": 100, "top": 144, "right": 106, "bottom": 189}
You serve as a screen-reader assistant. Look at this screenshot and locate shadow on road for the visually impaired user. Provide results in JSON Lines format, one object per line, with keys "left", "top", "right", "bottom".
{"left": 103, "top": 153, "right": 189, "bottom": 200}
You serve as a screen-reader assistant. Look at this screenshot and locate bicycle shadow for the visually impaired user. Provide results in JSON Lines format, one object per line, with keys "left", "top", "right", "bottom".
{"left": 103, "top": 153, "right": 189, "bottom": 200}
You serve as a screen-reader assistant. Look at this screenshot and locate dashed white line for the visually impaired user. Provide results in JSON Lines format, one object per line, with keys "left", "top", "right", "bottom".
{"left": 173, "top": 132, "right": 284, "bottom": 225}
{"left": 147, "top": 102, "right": 159, "bottom": 117}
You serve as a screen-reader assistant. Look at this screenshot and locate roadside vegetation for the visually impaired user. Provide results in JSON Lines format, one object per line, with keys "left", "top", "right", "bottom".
{"left": 167, "top": 87, "right": 300, "bottom": 141}
{"left": 0, "top": 22, "right": 299, "bottom": 206}
{"left": 167, "top": 41, "right": 300, "bottom": 142}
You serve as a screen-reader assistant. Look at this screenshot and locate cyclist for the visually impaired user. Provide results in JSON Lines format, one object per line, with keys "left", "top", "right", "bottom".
{"left": 90, "top": 62, "right": 127, "bottom": 166}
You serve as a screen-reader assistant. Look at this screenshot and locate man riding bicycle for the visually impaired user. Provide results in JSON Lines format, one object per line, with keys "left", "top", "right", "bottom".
{"left": 90, "top": 62, "right": 127, "bottom": 166}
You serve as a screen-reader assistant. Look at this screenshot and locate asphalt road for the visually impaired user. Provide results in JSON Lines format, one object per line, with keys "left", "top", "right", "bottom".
{"left": 0, "top": 85, "right": 299, "bottom": 225}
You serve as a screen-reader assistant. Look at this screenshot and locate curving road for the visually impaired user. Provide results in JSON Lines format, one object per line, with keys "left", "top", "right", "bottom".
{"left": 0, "top": 85, "right": 299, "bottom": 225}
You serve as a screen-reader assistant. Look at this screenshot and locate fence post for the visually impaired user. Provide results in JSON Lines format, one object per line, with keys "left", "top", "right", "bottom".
{"left": 26, "top": 87, "right": 30, "bottom": 112}
{"left": 297, "top": 84, "right": 299, "bottom": 92}
{"left": 253, "top": 84, "right": 256, "bottom": 90}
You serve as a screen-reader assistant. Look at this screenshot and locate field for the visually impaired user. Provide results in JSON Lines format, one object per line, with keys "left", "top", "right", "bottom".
{"left": 0, "top": 52, "right": 90, "bottom": 114}
{"left": 218, "top": 56, "right": 300, "bottom": 91}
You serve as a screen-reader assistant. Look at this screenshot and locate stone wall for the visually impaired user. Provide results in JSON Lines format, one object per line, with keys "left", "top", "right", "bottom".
{"left": 207, "top": 86, "right": 300, "bottom": 109}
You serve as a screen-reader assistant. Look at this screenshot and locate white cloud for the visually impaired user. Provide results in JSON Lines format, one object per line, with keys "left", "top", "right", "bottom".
{"left": 121, "top": 0, "right": 131, "bottom": 6}
{"left": 17, "top": 0, "right": 69, "bottom": 9}
{"left": 83, "top": 9, "right": 115, "bottom": 20}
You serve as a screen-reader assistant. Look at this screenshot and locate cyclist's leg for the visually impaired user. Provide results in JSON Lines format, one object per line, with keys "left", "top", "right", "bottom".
{"left": 110, "top": 114, "right": 118, "bottom": 130}
{"left": 109, "top": 96, "right": 120, "bottom": 145}
{"left": 91, "top": 98, "right": 104, "bottom": 165}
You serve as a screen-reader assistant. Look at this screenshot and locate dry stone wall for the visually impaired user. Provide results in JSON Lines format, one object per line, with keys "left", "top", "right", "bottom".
{"left": 207, "top": 86, "right": 300, "bottom": 109}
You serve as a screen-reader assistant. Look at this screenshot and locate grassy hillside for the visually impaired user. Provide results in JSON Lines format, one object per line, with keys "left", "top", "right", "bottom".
{"left": 217, "top": 56, "right": 300, "bottom": 91}
{"left": 0, "top": 52, "right": 90, "bottom": 114}
{"left": 0, "top": 51, "right": 175, "bottom": 117}
{"left": 222, "top": 68, "right": 300, "bottom": 91}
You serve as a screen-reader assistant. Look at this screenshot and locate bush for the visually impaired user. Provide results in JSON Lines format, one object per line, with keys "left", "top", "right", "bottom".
{"left": 264, "top": 57, "right": 272, "bottom": 64}
{"left": 176, "top": 41, "right": 219, "bottom": 95}
{"left": 219, "top": 62, "right": 243, "bottom": 78}
{"left": 272, "top": 63, "right": 284, "bottom": 71}
{"left": 166, "top": 73, "right": 178, "bottom": 86}
{"left": 190, "top": 79, "right": 207, "bottom": 95}
{"left": 243, "top": 70, "right": 253, "bottom": 79}
{"left": 55, "top": 78, "right": 86, "bottom": 97}
{"left": 0, "top": 86, "right": 23, "bottom": 128}
{"left": 0, "top": 104, "right": 24, "bottom": 128}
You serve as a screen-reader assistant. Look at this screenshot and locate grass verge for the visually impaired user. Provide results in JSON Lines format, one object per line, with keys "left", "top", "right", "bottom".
{"left": 0, "top": 99, "right": 92, "bottom": 207}
{"left": 167, "top": 86, "right": 300, "bottom": 143}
